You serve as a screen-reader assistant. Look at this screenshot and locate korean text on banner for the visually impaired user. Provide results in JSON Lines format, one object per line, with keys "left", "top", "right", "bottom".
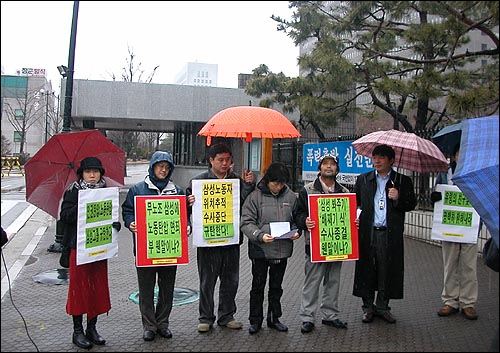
{"left": 76, "top": 187, "right": 119, "bottom": 265}
{"left": 191, "top": 179, "right": 240, "bottom": 247}
{"left": 134, "top": 195, "right": 189, "bottom": 266}
{"left": 308, "top": 193, "right": 359, "bottom": 262}
{"left": 431, "top": 184, "right": 480, "bottom": 244}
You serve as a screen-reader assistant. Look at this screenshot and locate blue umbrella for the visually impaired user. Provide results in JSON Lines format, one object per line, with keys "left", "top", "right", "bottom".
{"left": 432, "top": 121, "right": 464, "bottom": 156}
{"left": 452, "top": 115, "right": 499, "bottom": 247}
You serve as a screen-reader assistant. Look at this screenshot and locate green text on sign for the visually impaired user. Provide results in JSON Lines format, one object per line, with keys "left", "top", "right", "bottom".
{"left": 86, "top": 224, "right": 113, "bottom": 248}
{"left": 86, "top": 200, "right": 113, "bottom": 223}
{"left": 203, "top": 224, "right": 234, "bottom": 239}
{"left": 443, "top": 191, "right": 472, "bottom": 207}
{"left": 318, "top": 197, "right": 352, "bottom": 256}
{"left": 442, "top": 209, "right": 473, "bottom": 227}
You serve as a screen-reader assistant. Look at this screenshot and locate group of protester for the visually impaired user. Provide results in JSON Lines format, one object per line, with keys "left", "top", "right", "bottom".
{"left": 57, "top": 141, "right": 483, "bottom": 349}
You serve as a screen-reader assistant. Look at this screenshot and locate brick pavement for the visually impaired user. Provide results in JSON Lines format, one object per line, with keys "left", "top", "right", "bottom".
{"left": 1, "top": 178, "right": 498, "bottom": 352}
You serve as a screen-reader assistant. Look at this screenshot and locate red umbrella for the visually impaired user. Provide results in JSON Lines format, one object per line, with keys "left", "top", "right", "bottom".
{"left": 24, "top": 129, "right": 126, "bottom": 219}
{"left": 352, "top": 129, "right": 448, "bottom": 173}
{"left": 197, "top": 106, "right": 301, "bottom": 146}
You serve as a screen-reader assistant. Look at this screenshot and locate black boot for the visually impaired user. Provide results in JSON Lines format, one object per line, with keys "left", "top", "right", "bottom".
{"left": 72, "top": 315, "right": 93, "bottom": 349}
{"left": 86, "top": 316, "right": 106, "bottom": 345}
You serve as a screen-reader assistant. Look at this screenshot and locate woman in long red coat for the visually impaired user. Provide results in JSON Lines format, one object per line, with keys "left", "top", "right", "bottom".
{"left": 59, "top": 157, "right": 120, "bottom": 349}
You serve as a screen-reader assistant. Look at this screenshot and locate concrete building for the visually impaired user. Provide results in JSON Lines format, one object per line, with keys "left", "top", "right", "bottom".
{"left": 174, "top": 62, "right": 218, "bottom": 87}
{"left": 1, "top": 69, "right": 56, "bottom": 159}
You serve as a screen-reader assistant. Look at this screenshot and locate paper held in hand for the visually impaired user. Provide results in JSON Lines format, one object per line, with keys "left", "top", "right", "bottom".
{"left": 270, "top": 222, "right": 297, "bottom": 239}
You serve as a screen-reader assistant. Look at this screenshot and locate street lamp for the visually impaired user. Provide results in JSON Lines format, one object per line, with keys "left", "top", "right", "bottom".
{"left": 39, "top": 89, "right": 51, "bottom": 144}
{"left": 57, "top": 65, "right": 68, "bottom": 78}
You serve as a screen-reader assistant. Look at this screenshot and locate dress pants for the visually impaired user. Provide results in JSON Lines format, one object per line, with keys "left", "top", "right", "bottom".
{"left": 249, "top": 258, "right": 287, "bottom": 325}
{"left": 136, "top": 265, "right": 177, "bottom": 331}
{"left": 441, "top": 241, "right": 478, "bottom": 308}
{"left": 299, "top": 253, "right": 342, "bottom": 322}
{"left": 362, "top": 229, "right": 390, "bottom": 313}
{"left": 197, "top": 245, "right": 240, "bottom": 326}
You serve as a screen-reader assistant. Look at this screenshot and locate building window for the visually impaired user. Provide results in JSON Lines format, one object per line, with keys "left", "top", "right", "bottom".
{"left": 14, "top": 109, "right": 24, "bottom": 120}
{"left": 13, "top": 131, "right": 23, "bottom": 142}
{"left": 481, "top": 43, "right": 487, "bottom": 51}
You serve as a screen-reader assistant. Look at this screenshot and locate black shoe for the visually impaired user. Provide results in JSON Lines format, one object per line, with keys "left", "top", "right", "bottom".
{"left": 86, "top": 327, "right": 106, "bottom": 345}
{"left": 378, "top": 311, "right": 396, "bottom": 324}
{"left": 301, "top": 321, "right": 314, "bottom": 333}
{"left": 362, "top": 311, "right": 375, "bottom": 323}
{"left": 322, "top": 319, "right": 347, "bottom": 329}
{"left": 143, "top": 330, "right": 156, "bottom": 341}
{"left": 267, "top": 320, "right": 288, "bottom": 332}
{"left": 248, "top": 324, "right": 261, "bottom": 334}
{"left": 73, "top": 331, "right": 93, "bottom": 349}
{"left": 158, "top": 327, "right": 172, "bottom": 339}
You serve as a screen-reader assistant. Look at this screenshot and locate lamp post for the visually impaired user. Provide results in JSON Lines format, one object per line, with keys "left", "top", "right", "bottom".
{"left": 48, "top": 0, "right": 79, "bottom": 254}
{"left": 39, "top": 89, "right": 51, "bottom": 144}
{"left": 61, "top": 0, "right": 79, "bottom": 133}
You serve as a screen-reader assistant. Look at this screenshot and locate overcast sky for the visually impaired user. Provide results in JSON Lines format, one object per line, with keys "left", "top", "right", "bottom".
{"left": 1, "top": 1, "right": 300, "bottom": 92}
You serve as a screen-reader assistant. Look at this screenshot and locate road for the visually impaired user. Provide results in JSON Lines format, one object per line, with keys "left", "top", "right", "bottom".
{"left": 0, "top": 162, "right": 149, "bottom": 300}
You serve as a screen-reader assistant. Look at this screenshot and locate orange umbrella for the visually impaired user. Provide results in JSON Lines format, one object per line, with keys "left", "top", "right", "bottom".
{"left": 198, "top": 106, "right": 301, "bottom": 146}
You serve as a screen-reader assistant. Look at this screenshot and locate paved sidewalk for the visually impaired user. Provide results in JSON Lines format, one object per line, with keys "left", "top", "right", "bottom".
{"left": 1, "top": 166, "right": 498, "bottom": 352}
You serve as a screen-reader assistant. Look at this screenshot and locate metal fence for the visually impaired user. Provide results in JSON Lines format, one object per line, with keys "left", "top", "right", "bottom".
{"left": 272, "top": 128, "right": 491, "bottom": 247}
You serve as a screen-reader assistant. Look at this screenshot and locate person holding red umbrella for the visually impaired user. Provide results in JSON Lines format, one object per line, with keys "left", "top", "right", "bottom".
{"left": 59, "top": 157, "right": 121, "bottom": 349}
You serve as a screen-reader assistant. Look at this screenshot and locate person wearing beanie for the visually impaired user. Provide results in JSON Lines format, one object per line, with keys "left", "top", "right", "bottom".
{"left": 240, "top": 162, "right": 304, "bottom": 335}
{"left": 186, "top": 142, "right": 255, "bottom": 333}
{"left": 59, "top": 156, "right": 121, "bottom": 349}
{"left": 296, "top": 155, "right": 350, "bottom": 333}
{"left": 121, "top": 150, "right": 187, "bottom": 342}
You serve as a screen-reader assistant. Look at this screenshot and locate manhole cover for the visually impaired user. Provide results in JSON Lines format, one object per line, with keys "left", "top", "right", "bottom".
{"left": 129, "top": 287, "right": 199, "bottom": 306}
{"left": 32, "top": 268, "right": 69, "bottom": 285}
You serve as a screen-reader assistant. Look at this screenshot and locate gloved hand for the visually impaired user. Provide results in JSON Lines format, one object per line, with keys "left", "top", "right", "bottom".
{"left": 430, "top": 191, "right": 442, "bottom": 203}
{"left": 112, "top": 222, "right": 121, "bottom": 232}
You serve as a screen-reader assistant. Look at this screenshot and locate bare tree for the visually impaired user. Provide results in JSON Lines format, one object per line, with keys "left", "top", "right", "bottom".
{"left": 3, "top": 87, "right": 45, "bottom": 155}
{"left": 107, "top": 46, "right": 162, "bottom": 155}
{"left": 1, "top": 134, "right": 12, "bottom": 156}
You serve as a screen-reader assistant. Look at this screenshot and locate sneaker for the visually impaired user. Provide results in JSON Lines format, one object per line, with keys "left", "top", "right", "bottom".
{"left": 301, "top": 321, "right": 314, "bottom": 333}
{"left": 224, "top": 320, "right": 243, "bottom": 329}
{"left": 197, "top": 323, "right": 212, "bottom": 333}
{"left": 267, "top": 320, "right": 288, "bottom": 332}
{"left": 462, "top": 307, "right": 478, "bottom": 320}
{"left": 437, "top": 305, "right": 459, "bottom": 317}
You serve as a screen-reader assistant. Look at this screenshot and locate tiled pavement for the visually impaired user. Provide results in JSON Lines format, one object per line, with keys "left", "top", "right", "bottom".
{"left": 1, "top": 173, "right": 498, "bottom": 352}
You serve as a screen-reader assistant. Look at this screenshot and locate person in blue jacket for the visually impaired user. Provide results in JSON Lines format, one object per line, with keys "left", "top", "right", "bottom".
{"left": 122, "top": 151, "right": 188, "bottom": 342}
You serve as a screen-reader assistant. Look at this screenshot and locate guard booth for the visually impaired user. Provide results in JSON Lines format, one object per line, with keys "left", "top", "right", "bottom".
{"left": 1, "top": 156, "right": 24, "bottom": 177}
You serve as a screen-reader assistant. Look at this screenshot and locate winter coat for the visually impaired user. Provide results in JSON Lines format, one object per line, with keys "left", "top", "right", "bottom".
{"left": 59, "top": 181, "right": 120, "bottom": 249}
{"left": 297, "top": 177, "right": 350, "bottom": 248}
{"left": 121, "top": 151, "right": 185, "bottom": 255}
{"left": 352, "top": 170, "right": 416, "bottom": 299}
{"left": 241, "top": 179, "right": 303, "bottom": 260}
{"left": 59, "top": 184, "right": 81, "bottom": 249}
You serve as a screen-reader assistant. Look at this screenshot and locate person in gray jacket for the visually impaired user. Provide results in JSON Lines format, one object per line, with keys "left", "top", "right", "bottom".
{"left": 241, "top": 162, "right": 303, "bottom": 335}
{"left": 296, "top": 155, "right": 350, "bottom": 333}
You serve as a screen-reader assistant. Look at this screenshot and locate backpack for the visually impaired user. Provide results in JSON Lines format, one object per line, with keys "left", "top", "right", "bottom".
{"left": 483, "top": 237, "right": 499, "bottom": 272}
